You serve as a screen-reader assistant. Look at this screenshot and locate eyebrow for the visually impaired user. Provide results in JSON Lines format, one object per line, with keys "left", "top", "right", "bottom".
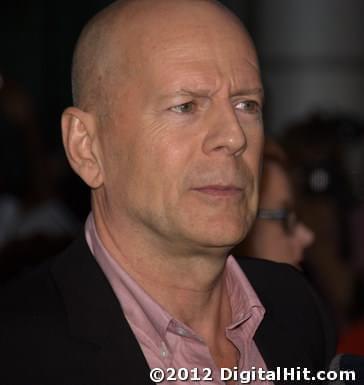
{"left": 232, "top": 87, "right": 264, "bottom": 97}
{"left": 176, "top": 87, "right": 265, "bottom": 99}
{"left": 231, "top": 88, "right": 265, "bottom": 105}
{"left": 277, "top": 200, "right": 295, "bottom": 209}
{"left": 174, "top": 88, "right": 211, "bottom": 98}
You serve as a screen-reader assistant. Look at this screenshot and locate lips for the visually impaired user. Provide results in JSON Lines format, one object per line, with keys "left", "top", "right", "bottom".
{"left": 193, "top": 185, "right": 243, "bottom": 197}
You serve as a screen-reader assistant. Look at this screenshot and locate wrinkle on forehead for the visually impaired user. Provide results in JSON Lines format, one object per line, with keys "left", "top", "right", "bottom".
{"left": 138, "top": 39, "right": 260, "bottom": 102}
{"left": 71, "top": 0, "right": 258, "bottom": 115}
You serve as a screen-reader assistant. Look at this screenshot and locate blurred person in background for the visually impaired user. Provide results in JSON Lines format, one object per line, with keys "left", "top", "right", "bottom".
{"left": 0, "top": 72, "right": 79, "bottom": 282}
{"left": 281, "top": 114, "right": 364, "bottom": 329}
{"left": 281, "top": 114, "right": 364, "bottom": 357}
{"left": 234, "top": 138, "right": 315, "bottom": 269}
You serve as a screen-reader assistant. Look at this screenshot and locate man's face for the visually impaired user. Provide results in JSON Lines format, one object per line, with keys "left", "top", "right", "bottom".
{"left": 98, "top": 6, "right": 264, "bottom": 256}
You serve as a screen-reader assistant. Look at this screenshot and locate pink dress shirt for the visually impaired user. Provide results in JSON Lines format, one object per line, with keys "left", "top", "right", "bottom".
{"left": 85, "top": 213, "right": 272, "bottom": 384}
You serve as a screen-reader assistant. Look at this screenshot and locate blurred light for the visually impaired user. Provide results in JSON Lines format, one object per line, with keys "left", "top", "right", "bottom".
{"left": 309, "top": 168, "right": 330, "bottom": 193}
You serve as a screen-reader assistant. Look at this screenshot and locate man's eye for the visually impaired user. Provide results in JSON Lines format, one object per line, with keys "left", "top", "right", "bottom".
{"left": 170, "top": 102, "right": 194, "bottom": 113}
{"left": 235, "top": 100, "right": 260, "bottom": 113}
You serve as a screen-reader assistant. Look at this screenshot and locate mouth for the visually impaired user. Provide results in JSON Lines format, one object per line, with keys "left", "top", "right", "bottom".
{"left": 192, "top": 185, "right": 243, "bottom": 197}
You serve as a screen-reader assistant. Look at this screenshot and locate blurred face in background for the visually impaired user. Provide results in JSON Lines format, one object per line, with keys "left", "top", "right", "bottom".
{"left": 237, "top": 156, "right": 314, "bottom": 268}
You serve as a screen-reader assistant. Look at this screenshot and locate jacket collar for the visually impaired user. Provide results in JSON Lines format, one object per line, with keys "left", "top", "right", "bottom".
{"left": 238, "top": 257, "right": 318, "bottom": 372}
{"left": 50, "top": 234, "right": 154, "bottom": 385}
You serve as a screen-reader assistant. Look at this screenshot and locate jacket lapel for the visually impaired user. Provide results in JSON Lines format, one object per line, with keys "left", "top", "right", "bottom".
{"left": 51, "top": 235, "right": 154, "bottom": 385}
{"left": 254, "top": 310, "right": 310, "bottom": 371}
{"left": 238, "top": 257, "right": 315, "bottom": 373}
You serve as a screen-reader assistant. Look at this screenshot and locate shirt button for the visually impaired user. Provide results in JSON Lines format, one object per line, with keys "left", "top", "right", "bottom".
{"left": 177, "top": 327, "right": 186, "bottom": 336}
{"left": 160, "top": 342, "right": 169, "bottom": 358}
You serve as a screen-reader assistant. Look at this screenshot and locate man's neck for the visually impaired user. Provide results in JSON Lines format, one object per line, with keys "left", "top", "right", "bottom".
{"left": 92, "top": 206, "right": 234, "bottom": 344}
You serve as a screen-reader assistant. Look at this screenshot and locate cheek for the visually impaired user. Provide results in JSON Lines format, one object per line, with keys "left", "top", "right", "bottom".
{"left": 99, "top": 124, "right": 147, "bottom": 207}
{"left": 290, "top": 235, "right": 304, "bottom": 254}
{"left": 260, "top": 224, "right": 290, "bottom": 250}
{"left": 135, "top": 135, "right": 195, "bottom": 206}
{"left": 247, "top": 133, "right": 264, "bottom": 172}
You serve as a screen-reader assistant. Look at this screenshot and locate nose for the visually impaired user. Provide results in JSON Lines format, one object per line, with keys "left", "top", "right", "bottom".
{"left": 295, "top": 222, "right": 315, "bottom": 249}
{"left": 202, "top": 102, "right": 247, "bottom": 157}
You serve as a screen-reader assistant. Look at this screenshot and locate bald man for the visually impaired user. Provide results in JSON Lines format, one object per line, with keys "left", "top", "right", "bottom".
{"left": 0, "top": 1, "right": 335, "bottom": 384}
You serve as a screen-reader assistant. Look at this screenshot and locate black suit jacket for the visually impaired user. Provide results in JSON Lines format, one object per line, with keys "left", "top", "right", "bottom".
{"left": 0, "top": 235, "right": 335, "bottom": 385}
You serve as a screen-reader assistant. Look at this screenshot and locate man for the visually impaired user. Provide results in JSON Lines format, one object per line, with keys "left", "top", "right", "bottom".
{"left": 0, "top": 1, "right": 335, "bottom": 384}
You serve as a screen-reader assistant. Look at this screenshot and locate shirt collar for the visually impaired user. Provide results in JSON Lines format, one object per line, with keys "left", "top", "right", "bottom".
{"left": 85, "top": 213, "right": 172, "bottom": 341}
{"left": 225, "top": 255, "right": 265, "bottom": 329}
{"left": 85, "top": 212, "right": 265, "bottom": 342}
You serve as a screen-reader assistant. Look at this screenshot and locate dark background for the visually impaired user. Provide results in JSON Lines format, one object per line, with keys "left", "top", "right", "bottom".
{"left": 2, "top": 0, "right": 364, "bottom": 137}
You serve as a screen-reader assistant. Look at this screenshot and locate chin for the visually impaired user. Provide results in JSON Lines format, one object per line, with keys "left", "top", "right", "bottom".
{"left": 196, "top": 220, "right": 249, "bottom": 249}
{"left": 179, "top": 203, "right": 254, "bottom": 249}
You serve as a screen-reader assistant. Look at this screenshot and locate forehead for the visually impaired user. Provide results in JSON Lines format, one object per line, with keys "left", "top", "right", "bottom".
{"left": 132, "top": 37, "right": 260, "bottom": 100}
{"left": 117, "top": 1, "right": 260, "bottom": 93}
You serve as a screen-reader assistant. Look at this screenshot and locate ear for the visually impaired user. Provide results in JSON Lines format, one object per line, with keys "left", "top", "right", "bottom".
{"left": 61, "top": 107, "right": 103, "bottom": 188}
